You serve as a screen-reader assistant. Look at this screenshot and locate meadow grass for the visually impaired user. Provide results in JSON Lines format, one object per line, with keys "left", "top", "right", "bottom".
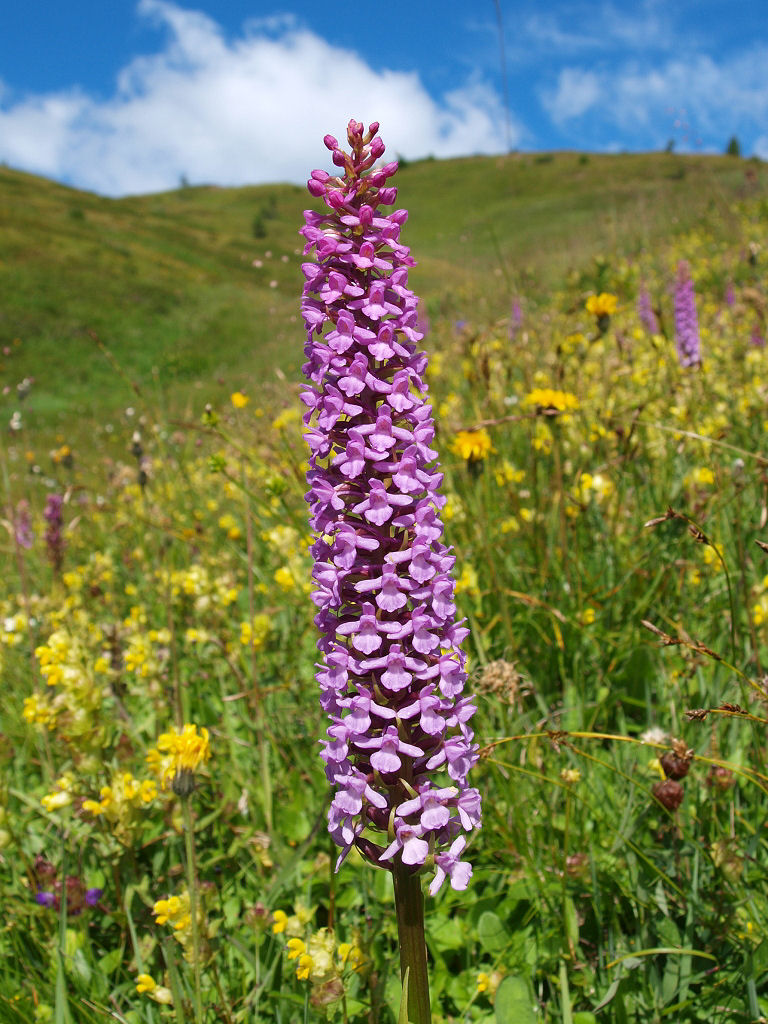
{"left": 1, "top": 156, "right": 767, "bottom": 1023}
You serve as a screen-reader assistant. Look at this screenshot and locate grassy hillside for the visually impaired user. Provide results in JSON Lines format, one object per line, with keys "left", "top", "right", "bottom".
{"left": 0, "top": 152, "right": 764, "bottom": 445}
{"left": 3, "top": 142, "right": 768, "bottom": 1021}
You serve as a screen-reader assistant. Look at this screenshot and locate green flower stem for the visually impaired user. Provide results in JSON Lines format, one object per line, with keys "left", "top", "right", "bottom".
{"left": 242, "top": 460, "right": 273, "bottom": 832}
{"left": 182, "top": 796, "right": 204, "bottom": 1024}
{"left": 392, "top": 863, "right": 431, "bottom": 1024}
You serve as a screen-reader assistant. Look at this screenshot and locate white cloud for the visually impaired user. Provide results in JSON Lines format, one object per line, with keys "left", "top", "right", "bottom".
{"left": 523, "top": 1, "right": 676, "bottom": 57}
{"left": 0, "top": 0, "right": 514, "bottom": 196}
{"left": 540, "top": 47, "right": 768, "bottom": 145}
{"left": 541, "top": 68, "right": 600, "bottom": 123}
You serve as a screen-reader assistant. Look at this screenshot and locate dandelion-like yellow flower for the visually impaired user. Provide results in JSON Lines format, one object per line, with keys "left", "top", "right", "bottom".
{"left": 523, "top": 388, "right": 580, "bottom": 414}
{"left": 586, "top": 293, "right": 618, "bottom": 318}
{"left": 147, "top": 724, "right": 211, "bottom": 794}
{"left": 450, "top": 428, "right": 494, "bottom": 463}
{"left": 230, "top": 391, "right": 250, "bottom": 409}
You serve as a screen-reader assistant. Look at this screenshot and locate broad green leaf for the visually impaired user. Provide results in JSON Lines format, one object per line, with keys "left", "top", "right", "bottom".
{"left": 495, "top": 974, "right": 537, "bottom": 1024}
{"left": 478, "top": 910, "right": 508, "bottom": 954}
{"left": 428, "top": 914, "right": 464, "bottom": 953}
{"left": 97, "top": 948, "right": 123, "bottom": 976}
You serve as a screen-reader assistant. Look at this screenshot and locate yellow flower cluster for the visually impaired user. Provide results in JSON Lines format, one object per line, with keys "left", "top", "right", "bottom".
{"left": 523, "top": 388, "right": 580, "bottom": 414}
{"left": 239, "top": 614, "right": 271, "bottom": 648}
{"left": 576, "top": 471, "right": 615, "bottom": 506}
{"left": 40, "top": 773, "right": 76, "bottom": 813}
{"left": 585, "top": 292, "right": 618, "bottom": 317}
{"left": 82, "top": 771, "right": 157, "bottom": 836}
{"left": 684, "top": 466, "right": 716, "bottom": 490}
{"left": 147, "top": 724, "right": 211, "bottom": 792}
{"left": 32, "top": 628, "right": 107, "bottom": 753}
{"left": 136, "top": 973, "right": 173, "bottom": 1005}
{"left": 287, "top": 931, "right": 365, "bottom": 983}
{"left": 450, "top": 428, "right": 495, "bottom": 462}
{"left": 153, "top": 887, "right": 211, "bottom": 965}
{"left": 272, "top": 906, "right": 366, "bottom": 985}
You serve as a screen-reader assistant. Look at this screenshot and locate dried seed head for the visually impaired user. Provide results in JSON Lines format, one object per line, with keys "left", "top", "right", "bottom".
{"left": 706, "top": 765, "right": 735, "bottom": 791}
{"left": 660, "top": 750, "right": 691, "bottom": 780}
{"left": 652, "top": 778, "right": 684, "bottom": 811}
{"left": 476, "top": 659, "right": 531, "bottom": 708}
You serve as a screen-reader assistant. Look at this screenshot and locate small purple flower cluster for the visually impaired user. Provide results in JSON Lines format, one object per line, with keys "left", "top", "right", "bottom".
{"left": 43, "top": 492, "right": 65, "bottom": 572}
{"left": 33, "top": 856, "right": 102, "bottom": 914}
{"left": 14, "top": 498, "right": 33, "bottom": 550}
{"left": 673, "top": 261, "right": 701, "bottom": 367}
{"left": 637, "top": 285, "right": 659, "bottom": 335}
{"left": 301, "top": 121, "right": 481, "bottom": 895}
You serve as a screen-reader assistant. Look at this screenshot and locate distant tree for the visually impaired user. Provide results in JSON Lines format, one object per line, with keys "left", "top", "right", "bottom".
{"left": 179, "top": 173, "right": 190, "bottom": 189}
{"left": 252, "top": 214, "right": 267, "bottom": 239}
{"left": 664, "top": 139, "right": 675, "bottom": 154}
{"left": 725, "top": 136, "right": 741, "bottom": 157}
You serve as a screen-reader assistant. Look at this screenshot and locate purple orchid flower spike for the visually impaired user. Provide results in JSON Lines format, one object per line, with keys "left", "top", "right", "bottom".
{"left": 674, "top": 261, "right": 701, "bottom": 368}
{"left": 300, "top": 120, "right": 481, "bottom": 902}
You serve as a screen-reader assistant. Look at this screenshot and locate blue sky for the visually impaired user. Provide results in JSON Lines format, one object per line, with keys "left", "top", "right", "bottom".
{"left": 1, "top": 0, "right": 766, "bottom": 195}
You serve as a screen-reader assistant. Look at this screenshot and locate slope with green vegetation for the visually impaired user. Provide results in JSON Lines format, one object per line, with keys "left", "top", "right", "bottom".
{"left": 0, "top": 152, "right": 762, "bottom": 443}
{"left": 1, "top": 149, "right": 768, "bottom": 1022}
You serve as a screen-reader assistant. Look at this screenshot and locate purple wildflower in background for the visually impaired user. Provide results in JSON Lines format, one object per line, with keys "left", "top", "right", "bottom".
{"left": 637, "top": 285, "right": 659, "bottom": 335}
{"left": 750, "top": 323, "right": 765, "bottom": 348}
{"left": 673, "top": 261, "right": 701, "bottom": 368}
{"left": 300, "top": 121, "right": 481, "bottom": 895}
{"left": 14, "top": 499, "right": 33, "bottom": 550}
{"left": 35, "top": 886, "right": 102, "bottom": 913}
{"left": 43, "top": 493, "right": 66, "bottom": 573}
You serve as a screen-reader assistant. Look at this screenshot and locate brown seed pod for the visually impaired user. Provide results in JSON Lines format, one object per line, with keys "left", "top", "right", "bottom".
{"left": 706, "top": 765, "right": 735, "bottom": 791}
{"left": 652, "top": 778, "right": 684, "bottom": 811}
{"left": 660, "top": 750, "right": 691, "bottom": 780}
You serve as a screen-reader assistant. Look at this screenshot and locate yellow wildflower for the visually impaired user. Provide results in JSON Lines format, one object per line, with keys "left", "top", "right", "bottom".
{"left": 455, "top": 564, "right": 479, "bottom": 597}
{"left": 296, "top": 953, "right": 314, "bottom": 980}
{"left": 560, "top": 768, "right": 581, "bottom": 785}
{"left": 585, "top": 293, "right": 618, "bottom": 318}
{"left": 240, "top": 614, "right": 270, "bottom": 649}
{"left": 147, "top": 724, "right": 211, "bottom": 793}
{"left": 450, "top": 428, "right": 494, "bottom": 463}
{"left": 23, "top": 694, "right": 54, "bottom": 727}
{"left": 523, "top": 388, "right": 580, "bottom": 414}
{"left": 272, "top": 909, "right": 288, "bottom": 934}
{"left": 684, "top": 466, "right": 715, "bottom": 489}
{"left": 286, "top": 938, "right": 306, "bottom": 961}
{"left": 230, "top": 391, "right": 249, "bottom": 409}
{"left": 338, "top": 942, "right": 366, "bottom": 973}
{"left": 494, "top": 459, "right": 525, "bottom": 487}
{"left": 218, "top": 513, "right": 242, "bottom": 540}
{"left": 41, "top": 774, "right": 75, "bottom": 813}
{"left": 272, "top": 407, "right": 300, "bottom": 431}
{"left": 274, "top": 565, "right": 297, "bottom": 590}
{"left": 136, "top": 974, "right": 173, "bottom": 1005}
